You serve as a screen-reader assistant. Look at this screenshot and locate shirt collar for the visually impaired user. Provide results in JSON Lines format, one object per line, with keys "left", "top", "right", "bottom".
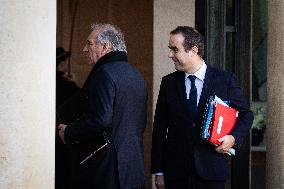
{"left": 185, "top": 60, "right": 207, "bottom": 81}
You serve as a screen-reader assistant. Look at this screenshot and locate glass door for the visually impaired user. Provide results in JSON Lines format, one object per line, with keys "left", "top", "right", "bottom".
{"left": 251, "top": 0, "right": 267, "bottom": 189}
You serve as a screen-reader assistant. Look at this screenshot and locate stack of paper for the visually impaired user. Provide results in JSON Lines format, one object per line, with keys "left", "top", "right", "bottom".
{"left": 201, "top": 95, "right": 239, "bottom": 156}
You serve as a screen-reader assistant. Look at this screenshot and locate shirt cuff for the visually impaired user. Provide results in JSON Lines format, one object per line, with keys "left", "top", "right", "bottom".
{"left": 155, "top": 172, "right": 164, "bottom": 176}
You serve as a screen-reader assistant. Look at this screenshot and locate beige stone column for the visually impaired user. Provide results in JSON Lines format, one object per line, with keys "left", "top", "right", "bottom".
{"left": 0, "top": 1, "right": 56, "bottom": 188}
{"left": 153, "top": 0, "right": 195, "bottom": 110}
{"left": 266, "top": 1, "right": 284, "bottom": 189}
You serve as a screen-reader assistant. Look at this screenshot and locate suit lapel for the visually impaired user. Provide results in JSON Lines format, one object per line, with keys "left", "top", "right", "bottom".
{"left": 173, "top": 67, "right": 216, "bottom": 119}
{"left": 175, "top": 71, "right": 187, "bottom": 109}
{"left": 197, "top": 65, "right": 216, "bottom": 116}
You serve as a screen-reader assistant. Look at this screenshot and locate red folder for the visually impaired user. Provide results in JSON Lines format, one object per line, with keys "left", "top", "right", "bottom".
{"left": 209, "top": 103, "right": 239, "bottom": 145}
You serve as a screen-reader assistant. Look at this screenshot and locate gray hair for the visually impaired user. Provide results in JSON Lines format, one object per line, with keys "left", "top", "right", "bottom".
{"left": 91, "top": 23, "right": 127, "bottom": 52}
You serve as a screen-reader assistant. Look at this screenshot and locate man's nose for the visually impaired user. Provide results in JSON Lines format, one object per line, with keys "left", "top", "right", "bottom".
{"left": 168, "top": 51, "right": 174, "bottom": 58}
{"left": 83, "top": 46, "right": 88, "bottom": 52}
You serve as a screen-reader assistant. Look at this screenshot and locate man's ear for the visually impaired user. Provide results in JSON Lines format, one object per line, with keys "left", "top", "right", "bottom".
{"left": 102, "top": 42, "right": 111, "bottom": 54}
{"left": 191, "top": 46, "right": 199, "bottom": 55}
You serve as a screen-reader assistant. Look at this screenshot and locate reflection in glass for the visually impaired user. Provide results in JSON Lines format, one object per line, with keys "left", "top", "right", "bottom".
{"left": 252, "top": 0, "right": 267, "bottom": 102}
{"left": 225, "top": 32, "right": 235, "bottom": 72}
{"left": 251, "top": 0, "right": 267, "bottom": 189}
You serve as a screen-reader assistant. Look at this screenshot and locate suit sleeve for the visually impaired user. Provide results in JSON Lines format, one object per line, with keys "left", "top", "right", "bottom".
{"left": 64, "top": 69, "right": 115, "bottom": 144}
{"left": 151, "top": 78, "right": 168, "bottom": 173}
{"left": 228, "top": 74, "right": 253, "bottom": 148}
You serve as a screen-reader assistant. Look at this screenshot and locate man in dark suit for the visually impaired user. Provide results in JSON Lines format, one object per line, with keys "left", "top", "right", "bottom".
{"left": 58, "top": 23, "right": 147, "bottom": 189}
{"left": 151, "top": 26, "right": 253, "bottom": 189}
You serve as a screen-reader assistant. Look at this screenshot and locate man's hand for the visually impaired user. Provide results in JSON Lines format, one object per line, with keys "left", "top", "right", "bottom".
{"left": 155, "top": 175, "right": 165, "bottom": 189}
{"left": 215, "top": 135, "right": 235, "bottom": 154}
{"left": 58, "top": 124, "right": 68, "bottom": 144}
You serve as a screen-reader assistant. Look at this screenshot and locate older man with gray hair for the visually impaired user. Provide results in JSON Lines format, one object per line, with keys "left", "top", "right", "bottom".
{"left": 58, "top": 23, "right": 147, "bottom": 189}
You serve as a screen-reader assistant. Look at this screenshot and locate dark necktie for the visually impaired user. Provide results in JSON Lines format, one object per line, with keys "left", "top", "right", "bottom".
{"left": 187, "top": 75, "right": 197, "bottom": 118}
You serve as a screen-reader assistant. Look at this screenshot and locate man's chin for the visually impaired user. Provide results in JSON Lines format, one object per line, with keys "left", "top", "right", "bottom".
{"left": 174, "top": 64, "right": 182, "bottom": 71}
{"left": 86, "top": 58, "right": 95, "bottom": 65}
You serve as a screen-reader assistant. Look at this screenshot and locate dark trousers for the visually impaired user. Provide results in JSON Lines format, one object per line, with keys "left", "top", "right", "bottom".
{"left": 165, "top": 159, "right": 225, "bottom": 189}
{"left": 165, "top": 176, "right": 225, "bottom": 189}
{"left": 55, "top": 134, "right": 71, "bottom": 189}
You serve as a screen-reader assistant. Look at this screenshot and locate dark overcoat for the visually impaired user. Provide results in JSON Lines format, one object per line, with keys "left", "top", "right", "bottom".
{"left": 64, "top": 51, "right": 147, "bottom": 189}
{"left": 151, "top": 65, "right": 253, "bottom": 181}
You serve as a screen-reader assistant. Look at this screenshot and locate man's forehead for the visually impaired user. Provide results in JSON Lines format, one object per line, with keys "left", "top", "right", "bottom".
{"left": 169, "top": 34, "right": 184, "bottom": 46}
{"left": 170, "top": 33, "right": 184, "bottom": 42}
{"left": 88, "top": 30, "right": 99, "bottom": 40}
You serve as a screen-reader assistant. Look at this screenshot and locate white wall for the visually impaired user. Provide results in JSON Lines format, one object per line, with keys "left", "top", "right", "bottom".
{"left": 153, "top": 0, "right": 195, "bottom": 188}
{"left": 153, "top": 0, "right": 195, "bottom": 112}
{"left": 0, "top": 0, "right": 56, "bottom": 188}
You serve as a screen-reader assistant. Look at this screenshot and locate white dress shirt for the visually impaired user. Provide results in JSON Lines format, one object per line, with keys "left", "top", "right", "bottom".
{"left": 185, "top": 61, "right": 207, "bottom": 106}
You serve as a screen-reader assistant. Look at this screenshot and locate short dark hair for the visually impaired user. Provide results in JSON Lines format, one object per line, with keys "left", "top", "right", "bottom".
{"left": 170, "top": 26, "right": 204, "bottom": 58}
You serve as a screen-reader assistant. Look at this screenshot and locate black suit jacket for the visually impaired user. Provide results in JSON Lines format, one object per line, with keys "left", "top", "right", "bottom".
{"left": 64, "top": 51, "right": 148, "bottom": 189}
{"left": 151, "top": 65, "right": 253, "bottom": 180}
